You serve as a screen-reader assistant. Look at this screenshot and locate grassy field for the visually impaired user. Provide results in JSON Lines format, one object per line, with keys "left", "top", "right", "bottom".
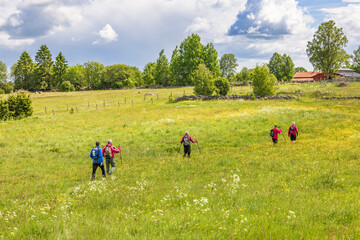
{"left": 1, "top": 82, "right": 360, "bottom": 239}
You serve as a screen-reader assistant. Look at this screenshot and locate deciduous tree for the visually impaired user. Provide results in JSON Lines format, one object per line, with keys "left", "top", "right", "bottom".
{"left": 220, "top": 53, "right": 238, "bottom": 79}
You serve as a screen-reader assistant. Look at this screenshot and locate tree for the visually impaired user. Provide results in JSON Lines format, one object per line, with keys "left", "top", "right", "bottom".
{"left": 204, "top": 43, "right": 221, "bottom": 78}
{"left": 192, "top": 64, "right": 214, "bottom": 96}
{"left": 63, "top": 65, "right": 86, "bottom": 90}
{"left": 101, "top": 64, "right": 142, "bottom": 89}
{"left": 142, "top": 62, "right": 157, "bottom": 86}
{"left": 34, "top": 45, "right": 53, "bottom": 90}
{"left": 352, "top": 46, "right": 360, "bottom": 73}
{"left": 84, "top": 61, "right": 104, "bottom": 89}
{"left": 154, "top": 49, "right": 170, "bottom": 86}
{"left": 268, "top": 52, "right": 295, "bottom": 81}
{"left": 60, "top": 81, "right": 75, "bottom": 92}
{"left": 178, "top": 34, "right": 205, "bottom": 85}
{"left": 214, "top": 77, "right": 230, "bottom": 95}
{"left": 11, "top": 51, "right": 35, "bottom": 90}
{"left": 294, "top": 67, "right": 307, "bottom": 73}
{"left": 220, "top": 53, "right": 238, "bottom": 79}
{"left": 252, "top": 65, "right": 276, "bottom": 97}
{"left": 170, "top": 46, "right": 183, "bottom": 85}
{"left": 307, "top": 20, "right": 349, "bottom": 81}
{"left": 0, "top": 61, "right": 7, "bottom": 83}
{"left": 52, "top": 52, "right": 68, "bottom": 89}
{"left": 235, "top": 67, "right": 251, "bottom": 83}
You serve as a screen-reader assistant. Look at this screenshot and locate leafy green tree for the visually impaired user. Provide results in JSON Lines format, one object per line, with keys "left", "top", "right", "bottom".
{"left": 1, "top": 83, "right": 13, "bottom": 94}
{"left": 204, "top": 43, "right": 221, "bottom": 78}
{"left": 60, "top": 81, "right": 75, "bottom": 92}
{"left": 0, "top": 61, "right": 7, "bottom": 83}
{"left": 143, "top": 62, "right": 157, "bottom": 86}
{"left": 170, "top": 46, "right": 183, "bottom": 85}
{"left": 192, "top": 64, "right": 214, "bottom": 96}
{"left": 235, "top": 67, "right": 250, "bottom": 83}
{"left": 63, "top": 65, "right": 86, "bottom": 90}
{"left": 11, "top": 51, "right": 35, "bottom": 90}
{"left": 84, "top": 61, "right": 104, "bottom": 89}
{"left": 268, "top": 52, "right": 295, "bottom": 81}
{"left": 214, "top": 77, "right": 230, "bottom": 95}
{"left": 307, "top": 20, "right": 349, "bottom": 80}
{"left": 102, "top": 64, "right": 142, "bottom": 89}
{"left": 220, "top": 53, "right": 238, "bottom": 79}
{"left": 252, "top": 65, "right": 276, "bottom": 97}
{"left": 34, "top": 45, "right": 53, "bottom": 90}
{"left": 52, "top": 52, "right": 68, "bottom": 89}
{"left": 352, "top": 46, "right": 360, "bottom": 73}
{"left": 294, "top": 67, "right": 307, "bottom": 73}
{"left": 179, "top": 34, "right": 206, "bottom": 85}
{"left": 154, "top": 49, "right": 170, "bottom": 86}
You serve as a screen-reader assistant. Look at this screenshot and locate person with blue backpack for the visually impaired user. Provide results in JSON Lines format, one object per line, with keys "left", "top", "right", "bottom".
{"left": 180, "top": 131, "right": 197, "bottom": 157}
{"left": 90, "top": 141, "right": 105, "bottom": 180}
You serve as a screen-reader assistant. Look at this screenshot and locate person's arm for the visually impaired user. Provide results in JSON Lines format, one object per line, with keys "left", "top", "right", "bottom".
{"left": 288, "top": 127, "right": 290, "bottom": 136}
{"left": 90, "top": 149, "right": 93, "bottom": 159}
{"left": 180, "top": 136, "right": 184, "bottom": 143}
{"left": 102, "top": 146, "right": 105, "bottom": 157}
{"left": 112, "top": 146, "right": 120, "bottom": 153}
{"left": 296, "top": 127, "right": 299, "bottom": 136}
{"left": 98, "top": 147, "right": 103, "bottom": 164}
{"left": 190, "top": 137, "right": 197, "bottom": 143}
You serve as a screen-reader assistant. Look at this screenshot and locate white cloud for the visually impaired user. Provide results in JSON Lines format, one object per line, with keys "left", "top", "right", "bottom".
{"left": 0, "top": 31, "right": 34, "bottom": 48}
{"left": 93, "top": 24, "right": 118, "bottom": 45}
{"left": 186, "top": 17, "right": 211, "bottom": 33}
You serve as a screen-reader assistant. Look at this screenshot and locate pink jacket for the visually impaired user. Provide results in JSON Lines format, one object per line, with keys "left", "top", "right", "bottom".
{"left": 102, "top": 144, "right": 121, "bottom": 158}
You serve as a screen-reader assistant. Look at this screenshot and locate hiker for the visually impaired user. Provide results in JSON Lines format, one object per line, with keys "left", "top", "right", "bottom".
{"left": 270, "top": 125, "right": 282, "bottom": 145}
{"left": 90, "top": 141, "right": 105, "bottom": 180}
{"left": 180, "top": 131, "right": 197, "bottom": 157}
{"left": 102, "top": 139, "right": 121, "bottom": 175}
{"left": 288, "top": 122, "right": 299, "bottom": 143}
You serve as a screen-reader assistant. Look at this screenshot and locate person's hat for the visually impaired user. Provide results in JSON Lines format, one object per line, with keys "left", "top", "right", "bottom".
{"left": 185, "top": 131, "right": 189, "bottom": 135}
{"left": 292, "top": 122, "right": 295, "bottom": 125}
{"left": 108, "top": 139, "right": 112, "bottom": 143}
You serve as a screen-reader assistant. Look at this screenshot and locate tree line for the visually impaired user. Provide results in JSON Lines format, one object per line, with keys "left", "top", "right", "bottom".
{"left": 1, "top": 20, "right": 360, "bottom": 95}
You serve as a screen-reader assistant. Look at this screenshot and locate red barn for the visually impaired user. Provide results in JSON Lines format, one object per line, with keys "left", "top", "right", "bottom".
{"left": 291, "top": 71, "right": 327, "bottom": 83}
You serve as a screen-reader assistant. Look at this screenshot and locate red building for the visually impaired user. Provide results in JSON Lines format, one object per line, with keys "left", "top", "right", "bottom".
{"left": 291, "top": 71, "right": 327, "bottom": 82}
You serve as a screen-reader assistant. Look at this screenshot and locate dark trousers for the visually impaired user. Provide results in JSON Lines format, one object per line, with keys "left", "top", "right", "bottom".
{"left": 183, "top": 145, "right": 191, "bottom": 156}
{"left": 92, "top": 163, "right": 106, "bottom": 175}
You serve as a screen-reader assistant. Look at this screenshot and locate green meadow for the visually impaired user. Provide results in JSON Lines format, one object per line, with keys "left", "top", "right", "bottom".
{"left": 1, "top": 83, "right": 360, "bottom": 239}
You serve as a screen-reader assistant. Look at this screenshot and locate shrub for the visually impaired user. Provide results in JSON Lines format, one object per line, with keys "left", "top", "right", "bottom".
{"left": 251, "top": 65, "right": 276, "bottom": 97}
{"left": 192, "top": 64, "right": 214, "bottom": 96}
{"left": 214, "top": 77, "right": 230, "bottom": 95}
{"left": 0, "top": 93, "right": 33, "bottom": 120}
{"left": 60, "top": 81, "right": 75, "bottom": 92}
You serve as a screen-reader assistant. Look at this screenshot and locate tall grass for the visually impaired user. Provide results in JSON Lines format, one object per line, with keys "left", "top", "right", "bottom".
{"left": 0, "top": 83, "right": 359, "bottom": 239}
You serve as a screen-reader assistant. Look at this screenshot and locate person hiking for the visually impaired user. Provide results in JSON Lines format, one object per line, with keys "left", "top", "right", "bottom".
{"left": 288, "top": 122, "right": 299, "bottom": 144}
{"left": 180, "top": 131, "right": 197, "bottom": 157}
{"left": 90, "top": 141, "right": 105, "bottom": 180}
{"left": 270, "top": 125, "right": 282, "bottom": 146}
{"left": 102, "top": 139, "right": 121, "bottom": 175}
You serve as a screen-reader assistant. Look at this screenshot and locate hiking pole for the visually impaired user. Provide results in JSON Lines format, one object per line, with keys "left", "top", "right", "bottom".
{"left": 119, "top": 145, "right": 123, "bottom": 165}
{"left": 281, "top": 132, "right": 287, "bottom": 144}
{"left": 196, "top": 141, "right": 201, "bottom": 153}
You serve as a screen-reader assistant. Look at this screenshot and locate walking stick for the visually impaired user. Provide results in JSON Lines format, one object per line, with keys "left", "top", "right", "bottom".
{"left": 196, "top": 141, "right": 201, "bottom": 153}
{"left": 119, "top": 145, "right": 123, "bottom": 165}
{"left": 281, "top": 132, "right": 287, "bottom": 144}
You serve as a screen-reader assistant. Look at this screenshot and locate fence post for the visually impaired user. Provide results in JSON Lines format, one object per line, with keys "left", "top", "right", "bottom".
{"left": 45, "top": 107, "right": 47, "bottom": 114}
{"left": 125, "top": 97, "right": 126, "bottom": 104}
{"left": 103, "top": 100, "right": 105, "bottom": 107}
{"left": 76, "top": 107, "right": 78, "bottom": 113}
{"left": 52, "top": 110, "right": 55, "bottom": 115}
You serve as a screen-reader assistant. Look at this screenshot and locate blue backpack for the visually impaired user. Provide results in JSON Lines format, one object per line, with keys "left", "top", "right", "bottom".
{"left": 91, "top": 147, "right": 100, "bottom": 163}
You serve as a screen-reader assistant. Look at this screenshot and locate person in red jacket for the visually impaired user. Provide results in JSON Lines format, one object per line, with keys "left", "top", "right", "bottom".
{"left": 180, "top": 131, "right": 197, "bottom": 157}
{"left": 271, "top": 125, "right": 282, "bottom": 145}
{"left": 288, "top": 122, "right": 299, "bottom": 144}
{"left": 102, "top": 139, "right": 121, "bottom": 175}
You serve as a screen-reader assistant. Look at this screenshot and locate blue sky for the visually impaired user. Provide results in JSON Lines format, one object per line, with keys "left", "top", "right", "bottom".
{"left": 0, "top": 0, "right": 360, "bottom": 73}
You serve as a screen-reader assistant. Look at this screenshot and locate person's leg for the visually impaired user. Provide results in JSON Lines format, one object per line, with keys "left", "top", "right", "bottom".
{"left": 106, "top": 158, "right": 110, "bottom": 174}
{"left": 109, "top": 157, "right": 116, "bottom": 174}
{"left": 92, "top": 164, "right": 98, "bottom": 180}
{"left": 188, "top": 146, "right": 191, "bottom": 157}
{"left": 100, "top": 164, "right": 106, "bottom": 178}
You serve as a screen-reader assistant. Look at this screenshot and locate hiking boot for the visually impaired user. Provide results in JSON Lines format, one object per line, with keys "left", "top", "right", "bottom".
{"left": 91, "top": 174, "right": 95, "bottom": 180}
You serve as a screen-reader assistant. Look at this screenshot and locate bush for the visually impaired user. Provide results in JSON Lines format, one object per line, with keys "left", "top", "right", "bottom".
{"left": 192, "top": 64, "right": 214, "bottom": 96}
{"left": 60, "top": 81, "right": 75, "bottom": 92}
{"left": 214, "top": 77, "right": 230, "bottom": 95}
{"left": 252, "top": 65, "right": 276, "bottom": 97}
{"left": 0, "top": 93, "right": 33, "bottom": 120}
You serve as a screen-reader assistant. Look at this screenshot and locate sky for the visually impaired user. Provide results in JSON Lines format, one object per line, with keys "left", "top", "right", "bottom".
{"left": 0, "top": 0, "right": 360, "bottom": 73}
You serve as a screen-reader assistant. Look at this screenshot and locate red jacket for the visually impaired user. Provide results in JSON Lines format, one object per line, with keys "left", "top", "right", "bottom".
{"left": 288, "top": 125, "right": 298, "bottom": 136}
{"left": 272, "top": 128, "right": 281, "bottom": 139}
{"left": 102, "top": 144, "right": 121, "bottom": 158}
{"left": 180, "top": 135, "right": 196, "bottom": 144}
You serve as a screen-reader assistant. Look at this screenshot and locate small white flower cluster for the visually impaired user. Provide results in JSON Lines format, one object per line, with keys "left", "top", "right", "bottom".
{"left": 2, "top": 211, "right": 17, "bottom": 223}
{"left": 287, "top": 210, "right": 296, "bottom": 219}
{"left": 227, "top": 174, "right": 247, "bottom": 194}
{"left": 175, "top": 187, "right": 188, "bottom": 198}
{"left": 204, "top": 183, "right": 217, "bottom": 192}
{"left": 129, "top": 180, "right": 147, "bottom": 192}
{"left": 193, "top": 197, "right": 208, "bottom": 207}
